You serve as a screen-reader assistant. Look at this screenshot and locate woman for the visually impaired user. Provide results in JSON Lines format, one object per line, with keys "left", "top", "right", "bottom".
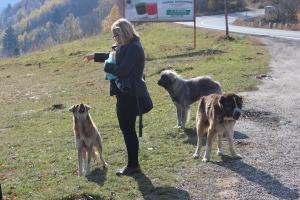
{"left": 82, "top": 18, "right": 150, "bottom": 176}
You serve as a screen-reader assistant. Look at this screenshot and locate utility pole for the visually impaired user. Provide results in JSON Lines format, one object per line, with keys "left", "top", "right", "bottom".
{"left": 224, "top": 0, "right": 229, "bottom": 37}
{"left": 0, "top": 184, "right": 2, "bottom": 200}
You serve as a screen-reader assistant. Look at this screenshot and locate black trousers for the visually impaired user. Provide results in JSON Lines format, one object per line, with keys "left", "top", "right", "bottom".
{"left": 116, "top": 94, "right": 139, "bottom": 168}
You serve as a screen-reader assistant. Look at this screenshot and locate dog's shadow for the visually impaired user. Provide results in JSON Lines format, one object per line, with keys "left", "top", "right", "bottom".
{"left": 183, "top": 128, "right": 249, "bottom": 146}
{"left": 86, "top": 167, "right": 108, "bottom": 186}
{"left": 58, "top": 168, "right": 108, "bottom": 200}
{"left": 132, "top": 172, "right": 191, "bottom": 200}
{"left": 182, "top": 128, "right": 198, "bottom": 145}
{"left": 213, "top": 157, "right": 299, "bottom": 199}
{"left": 233, "top": 130, "right": 249, "bottom": 139}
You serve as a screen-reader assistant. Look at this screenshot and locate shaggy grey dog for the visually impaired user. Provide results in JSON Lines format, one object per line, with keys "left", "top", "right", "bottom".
{"left": 157, "top": 70, "right": 222, "bottom": 128}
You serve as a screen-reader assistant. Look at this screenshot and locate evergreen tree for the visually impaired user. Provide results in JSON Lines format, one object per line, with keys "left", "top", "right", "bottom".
{"left": 5, "top": 4, "right": 12, "bottom": 14}
{"left": 2, "top": 26, "right": 19, "bottom": 56}
{"left": 24, "top": 0, "right": 29, "bottom": 10}
{"left": 52, "top": 8, "right": 63, "bottom": 25}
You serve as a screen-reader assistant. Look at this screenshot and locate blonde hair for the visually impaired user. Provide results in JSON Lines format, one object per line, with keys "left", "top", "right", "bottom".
{"left": 111, "top": 18, "right": 140, "bottom": 45}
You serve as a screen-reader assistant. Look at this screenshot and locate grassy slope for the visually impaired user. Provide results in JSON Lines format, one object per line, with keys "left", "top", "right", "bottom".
{"left": 0, "top": 22, "right": 270, "bottom": 200}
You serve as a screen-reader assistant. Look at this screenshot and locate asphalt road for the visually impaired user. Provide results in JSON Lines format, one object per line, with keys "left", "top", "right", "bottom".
{"left": 176, "top": 9, "right": 300, "bottom": 41}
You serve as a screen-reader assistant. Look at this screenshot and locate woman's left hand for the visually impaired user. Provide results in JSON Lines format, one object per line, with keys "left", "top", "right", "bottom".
{"left": 104, "top": 62, "right": 114, "bottom": 73}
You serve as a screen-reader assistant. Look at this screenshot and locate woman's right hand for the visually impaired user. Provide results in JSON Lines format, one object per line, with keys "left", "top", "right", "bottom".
{"left": 82, "top": 54, "right": 94, "bottom": 63}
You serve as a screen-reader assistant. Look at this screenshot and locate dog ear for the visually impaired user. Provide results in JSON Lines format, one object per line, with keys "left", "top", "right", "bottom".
{"left": 235, "top": 94, "right": 243, "bottom": 108}
{"left": 85, "top": 105, "right": 91, "bottom": 111}
{"left": 69, "top": 106, "right": 75, "bottom": 112}
{"left": 219, "top": 96, "right": 226, "bottom": 106}
{"left": 236, "top": 95, "right": 243, "bottom": 103}
{"left": 169, "top": 75, "right": 177, "bottom": 84}
{"left": 217, "top": 96, "right": 226, "bottom": 123}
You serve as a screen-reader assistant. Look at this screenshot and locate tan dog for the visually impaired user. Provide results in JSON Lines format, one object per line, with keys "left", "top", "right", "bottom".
{"left": 193, "top": 93, "right": 243, "bottom": 162}
{"left": 69, "top": 103, "right": 107, "bottom": 176}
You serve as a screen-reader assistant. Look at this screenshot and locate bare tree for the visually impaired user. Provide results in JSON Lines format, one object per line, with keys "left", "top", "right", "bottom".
{"left": 57, "top": 14, "right": 83, "bottom": 43}
{"left": 80, "top": 11, "right": 101, "bottom": 37}
{"left": 266, "top": 0, "right": 300, "bottom": 23}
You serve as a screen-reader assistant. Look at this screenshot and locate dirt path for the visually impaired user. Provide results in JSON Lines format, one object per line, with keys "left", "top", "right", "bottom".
{"left": 181, "top": 37, "right": 300, "bottom": 200}
{"left": 227, "top": 37, "right": 300, "bottom": 199}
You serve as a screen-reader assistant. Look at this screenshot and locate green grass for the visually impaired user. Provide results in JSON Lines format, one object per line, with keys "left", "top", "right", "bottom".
{"left": 0, "top": 22, "right": 270, "bottom": 199}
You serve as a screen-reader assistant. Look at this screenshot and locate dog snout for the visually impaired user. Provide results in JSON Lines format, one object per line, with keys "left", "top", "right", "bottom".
{"left": 233, "top": 108, "right": 242, "bottom": 120}
{"left": 79, "top": 103, "right": 85, "bottom": 113}
{"left": 157, "top": 79, "right": 162, "bottom": 86}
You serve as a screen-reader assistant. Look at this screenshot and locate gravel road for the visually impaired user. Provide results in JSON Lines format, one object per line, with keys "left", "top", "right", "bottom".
{"left": 220, "top": 37, "right": 300, "bottom": 199}
{"left": 178, "top": 37, "right": 300, "bottom": 200}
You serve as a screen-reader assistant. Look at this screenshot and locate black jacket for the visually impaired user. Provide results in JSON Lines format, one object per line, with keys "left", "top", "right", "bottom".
{"left": 94, "top": 39, "right": 150, "bottom": 97}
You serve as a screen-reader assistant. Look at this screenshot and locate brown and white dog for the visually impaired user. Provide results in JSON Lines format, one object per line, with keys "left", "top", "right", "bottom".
{"left": 193, "top": 93, "right": 243, "bottom": 162}
{"left": 69, "top": 103, "right": 107, "bottom": 176}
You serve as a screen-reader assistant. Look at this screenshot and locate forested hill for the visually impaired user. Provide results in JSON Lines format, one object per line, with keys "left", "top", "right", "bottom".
{"left": 0, "top": 0, "right": 121, "bottom": 58}
{"left": 0, "top": 0, "right": 250, "bottom": 59}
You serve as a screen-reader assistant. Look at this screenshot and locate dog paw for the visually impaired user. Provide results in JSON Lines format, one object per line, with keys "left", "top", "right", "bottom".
{"left": 217, "top": 151, "right": 224, "bottom": 156}
{"left": 202, "top": 157, "right": 210, "bottom": 162}
{"left": 174, "top": 125, "right": 183, "bottom": 128}
{"left": 193, "top": 154, "right": 200, "bottom": 159}
{"left": 103, "top": 163, "right": 108, "bottom": 168}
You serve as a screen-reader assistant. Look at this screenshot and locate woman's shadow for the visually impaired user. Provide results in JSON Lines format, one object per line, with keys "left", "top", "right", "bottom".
{"left": 133, "top": 172, "right": 191, "bottom": 200}
{"left": 84, "top": 169, "right": 191, "bottom": 200}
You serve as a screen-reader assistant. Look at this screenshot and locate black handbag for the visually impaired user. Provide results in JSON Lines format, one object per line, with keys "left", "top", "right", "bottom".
{"left": 138, "top": 96, "right": 153, "bottom": 115}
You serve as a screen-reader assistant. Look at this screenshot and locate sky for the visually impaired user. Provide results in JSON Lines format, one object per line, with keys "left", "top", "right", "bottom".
{"left": 0, "top": 0, "right": 20, "bottom": 11}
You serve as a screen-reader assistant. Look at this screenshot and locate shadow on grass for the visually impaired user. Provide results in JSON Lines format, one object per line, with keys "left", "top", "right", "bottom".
{"left": 86, "top": 167, "right": 108, "bottom": 186}
{"left": 183, "top": 129, "right": 249, "bottom": 146}
{"left": 182, "top": 128, "right": 198, "bottom": 146}
{"left": 58, "top": 170, "right": 191, "bottom": 200}
{"left": 59, "top": 195, "right": 104, "bottom": 200}
{"left": 213, "top": 157, "right": 299, "bottom": 200}
{"left": 133, "top": 172, "right": 191, "bottom": 200}
{"left": 146, "top": 49, "right": 223, "bottom": 62}
{"left": 147, "top": 49, "right": 224, "bottom": 76}
{"left": 58, "top": 168, "right": 108, "bottom": 200}
{"left": 163, "top": 49, "right": 223, "bottom": 60}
